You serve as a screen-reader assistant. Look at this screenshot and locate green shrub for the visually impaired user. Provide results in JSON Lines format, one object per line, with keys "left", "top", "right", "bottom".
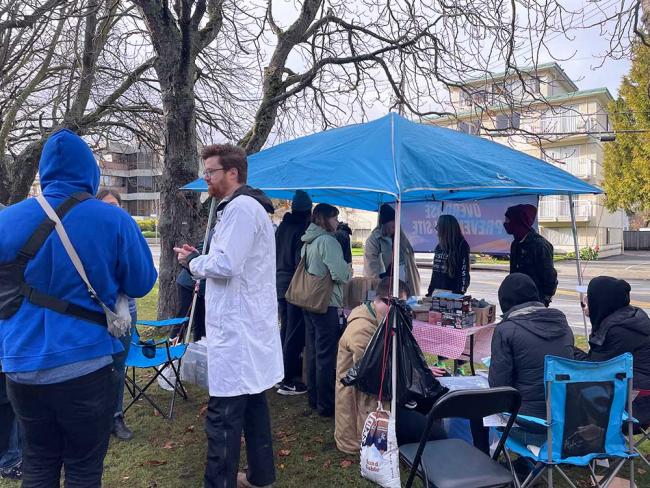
{"left": 351, "top": 241, "right": 364, "bottom": 249}
{"left": 142, "top": 230, "right": 157, "bottom": 238}
{"left": 137, "top": 218, "right": 158, "bottom": 232}
{"left": 566, "top": 245, "right": 599, "bottom": 261}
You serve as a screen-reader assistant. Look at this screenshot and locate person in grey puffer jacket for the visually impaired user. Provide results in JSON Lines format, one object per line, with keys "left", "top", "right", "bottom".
{"left": 489, "top": 273, "right": 574, "bottom": 419}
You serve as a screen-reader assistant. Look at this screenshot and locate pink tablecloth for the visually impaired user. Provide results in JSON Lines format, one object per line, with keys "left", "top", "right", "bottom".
{"left": 412, "top": 320, "right": 496, "bottom": 363}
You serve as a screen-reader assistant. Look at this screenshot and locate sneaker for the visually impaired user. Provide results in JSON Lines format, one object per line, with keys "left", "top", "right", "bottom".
{"left": 237, "top": 472, "right": 273, "bottom": 488}
{"left": 0, "top": 460, "right": 22, "bottom": 480}
{"left": 276, "top": 381, "right": 307, "bottom": 396}
{"left": 112, "top": 416, "right": 134, "bottom": 441}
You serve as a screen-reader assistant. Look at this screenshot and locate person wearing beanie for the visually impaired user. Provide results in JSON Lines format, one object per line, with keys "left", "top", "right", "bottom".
{"left": 574, "top": 276, "right": 650, "bottom": 425}
{"left": 504, "top": 204, "right": 558, "bottom": 306}
{"left": 275, "top": 190, "right": 312, "bottom": 396}
{"left": 364, "top": 203, "right": 421, "bottom": 296}
{"left": 489, "top": 274, "right": 574, "bottom": 420}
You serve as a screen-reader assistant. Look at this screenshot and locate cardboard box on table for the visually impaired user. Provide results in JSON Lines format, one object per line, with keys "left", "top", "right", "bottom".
{"left": 473, "top": 305, "right": 496, "bottom": 325}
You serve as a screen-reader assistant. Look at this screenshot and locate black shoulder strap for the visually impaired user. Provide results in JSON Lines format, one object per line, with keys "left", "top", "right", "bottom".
{"left": 16, "top": 192, "right": 93, "bottom": 264}
{"left": 16, "top": 192, "right": 106, "bottom": 327}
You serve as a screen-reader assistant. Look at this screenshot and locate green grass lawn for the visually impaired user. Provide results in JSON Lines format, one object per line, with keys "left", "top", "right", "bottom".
{"left": 351, "top": 247, "right": 364, "bottom": 257}
{"left": 1, "top": 285, "right": 648, "bottom": 488}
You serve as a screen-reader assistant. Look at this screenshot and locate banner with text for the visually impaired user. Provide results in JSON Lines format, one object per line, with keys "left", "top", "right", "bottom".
{"left": 400, "top": 196, "right": 538, "bottom": 254}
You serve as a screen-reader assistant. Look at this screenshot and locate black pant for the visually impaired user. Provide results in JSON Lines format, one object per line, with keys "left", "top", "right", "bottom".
{"left": 304, "top": 307, "right": 340, "bottom": 416}
{"left": 171, "top": 284, "right": 206, "bottom": 342}
{"left": 278, "top": 298, "right": 305, "bottom": 383}
{"left": 204, "top": 393, "right": 275, "bottom": 488}
{"left": 7, "top": 365, "right": 115, "bottom": 488}
{"left": 0, "top": 373, "right": 15, "bottom": 455}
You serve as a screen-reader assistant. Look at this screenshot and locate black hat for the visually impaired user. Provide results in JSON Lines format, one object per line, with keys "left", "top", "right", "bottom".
{"left": 498, "top": 273, "right": 540, "bottom": 315}
{"left": 587, "top": 276, "right": 631, "bottom": 331}
{"left": 378, "top": 204, "right": 395, "bottom": 225}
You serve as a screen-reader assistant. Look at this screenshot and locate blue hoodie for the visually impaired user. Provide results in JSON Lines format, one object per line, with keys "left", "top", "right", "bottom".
{"left": 0, "top": 129, "right": 157, "bottom": 373}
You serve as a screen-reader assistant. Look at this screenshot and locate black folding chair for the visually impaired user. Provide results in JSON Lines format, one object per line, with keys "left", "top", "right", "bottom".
{"left": 400, "top": 387, "right": 521, "bottom": 488}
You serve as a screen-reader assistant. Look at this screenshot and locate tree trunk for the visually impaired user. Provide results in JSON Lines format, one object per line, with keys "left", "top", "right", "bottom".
{"left": 155, "top": 67, "right": 201, "bottom": 319}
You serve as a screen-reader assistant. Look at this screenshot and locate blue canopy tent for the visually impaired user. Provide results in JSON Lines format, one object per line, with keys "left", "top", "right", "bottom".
{"left": 183, "top": 113, "right": 602, "bottom": 414}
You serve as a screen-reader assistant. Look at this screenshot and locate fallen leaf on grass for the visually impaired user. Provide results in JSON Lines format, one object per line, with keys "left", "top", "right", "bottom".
{"left": 153, "top": 409, "right": 161, "bottom": 417}
{"left": 279, "top": 464, "right": 285, "bottom": 470}
{"left": 184, "top": 425, "right": 195, "bottom": 433}
{"left": 312, "top": 435, "right": 324, "bottom": 443}
{"left": 340, "top": 459, "right": 354, "bottom": 468}
{"left": 142, "top": 460, "right": 167, "bottom": 467}
{"left": 198, "top": 405, "right": 208, "bottom": 417}
{"left": 278, "top": 449, "right": 291, "bottom": 457}
{"left": 303, "top": 454, "right": 315, "bottom": 462}
{"left": 322, "top": 460, "right": 332, "bottom": 468}
{"left": 162, "top": 441, "right": 175, "bottom": 449}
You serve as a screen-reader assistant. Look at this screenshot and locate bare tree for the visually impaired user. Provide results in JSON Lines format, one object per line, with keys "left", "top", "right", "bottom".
{"left": 0, "top": 0, "right": 160, "bottom": 204}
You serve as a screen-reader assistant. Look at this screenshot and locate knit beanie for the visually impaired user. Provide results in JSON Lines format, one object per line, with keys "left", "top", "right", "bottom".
{"left": 587, "top": 276, "right": 631, "bottom": 332}
{"left": 291, "top": 190, "right": 312, "bottom": 213}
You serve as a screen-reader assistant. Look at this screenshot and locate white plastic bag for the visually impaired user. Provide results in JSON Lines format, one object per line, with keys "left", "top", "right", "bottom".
{"left": 360, "top": 408, "right": 400, "bottom": 488}
{"left": 157, "top": 360, "right": 179, "bottom": 391}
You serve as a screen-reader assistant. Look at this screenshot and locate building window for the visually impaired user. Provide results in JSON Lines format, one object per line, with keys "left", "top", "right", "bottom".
{"left": 525, "top": 77, "right": 540, "bottom": 94}
{"left": 496, "top": 113, "right": 521, "bottom": 130}
{"left": 460, "top": 91, "right": 472, "bottom": 107}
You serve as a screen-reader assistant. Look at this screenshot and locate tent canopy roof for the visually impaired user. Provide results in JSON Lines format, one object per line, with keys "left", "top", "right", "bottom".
{"left": 183, "top": 113, "right": 601, "bottom": 211}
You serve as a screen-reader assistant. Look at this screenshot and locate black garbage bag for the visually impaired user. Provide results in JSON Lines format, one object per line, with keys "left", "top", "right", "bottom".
{"left": 341, "top": 299, "right": 447, "bottom": 405}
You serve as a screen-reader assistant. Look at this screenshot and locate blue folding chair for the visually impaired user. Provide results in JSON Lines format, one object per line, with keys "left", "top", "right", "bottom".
{"left": 124, "top": 318, "right": 189, "bottom": 419}
{"left": 503, "top": 353, "right": 637, "bottom": 488}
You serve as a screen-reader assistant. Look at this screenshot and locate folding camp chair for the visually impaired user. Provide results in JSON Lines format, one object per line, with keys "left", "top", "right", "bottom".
{"left": 124, "top": 318, "right": 189, "bottom": 419}
{"left": 502, "top": 353, "right": 637, "bottom": 488}
{"left": 400, "top": 386, "right": 521, "bottom": 488}
{"left": 628, "top": 390, "right": 650, "bottom": 469}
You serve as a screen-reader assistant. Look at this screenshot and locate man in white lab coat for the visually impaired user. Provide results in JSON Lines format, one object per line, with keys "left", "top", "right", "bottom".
{"left": 175, "top": 144, "right": 283, "bottom": 488}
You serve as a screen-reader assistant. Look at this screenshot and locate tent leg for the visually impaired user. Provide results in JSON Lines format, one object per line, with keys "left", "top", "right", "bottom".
{"left": 391, "top": 198, "right": 402, "bottom": 417}
{"left": 183, "top": 196, "right": 217, "bottom": 344}
{"left": 569, "top": 194, "right": 589, "bottom": 339}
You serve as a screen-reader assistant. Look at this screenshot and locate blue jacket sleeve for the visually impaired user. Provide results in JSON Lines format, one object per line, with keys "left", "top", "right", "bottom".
{"left": 116, "top": 214, "right": 157, "bottom": 298}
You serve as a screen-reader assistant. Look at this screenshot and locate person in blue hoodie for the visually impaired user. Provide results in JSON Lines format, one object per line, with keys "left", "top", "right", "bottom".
{"left": 0, "top": 129, "right": 157, "bottom": 487}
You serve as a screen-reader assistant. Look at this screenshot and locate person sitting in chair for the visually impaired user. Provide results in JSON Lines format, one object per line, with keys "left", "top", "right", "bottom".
{"left": 335, "top": 278, "right": 447, "bottom": 454}
{"left": 574, "top": 276, "right": 650, "bottom": 426}
{"left": 489, "top": 273, "right": 574, "bottom": 447}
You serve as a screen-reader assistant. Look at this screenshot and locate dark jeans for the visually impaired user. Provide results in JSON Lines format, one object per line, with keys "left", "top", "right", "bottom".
{"left": 278, "top": 298, "right": 305, "bottom": 383}
{"left": 0, "top": 373, "right": 21, "bottom": 469}
{"left": 7, "top": 365, "right": 115, "bottom": 488}
{"left": 204, "top": 393, "right": 275, "bottom": 488}
{"left": 396, "top": 407, "right": 447, "bottom": 445}
{"left": 304, "top": 307, "right": 340, "bottom": 416}
{"left": 112, "top": 309, "right": 136, "bottom": 418}
{"left": 171, "top": 284, "right": 206, "bottom": 342}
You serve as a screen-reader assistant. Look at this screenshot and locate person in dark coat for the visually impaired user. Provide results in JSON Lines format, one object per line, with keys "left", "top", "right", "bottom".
{"left": 275, "top": 190, "right": 312, "bottom": 395}
{"left": 574, "top": 276, "right": 650, "bottom": 425}
{"left": 489, "top": 273, "right": 574, "bottom": 446}
{"left": 504, "top": 204, "right": 558, "bottom": 306}
{"left": 427, "top": 214, "right": 471, "bottom": 296}
{"left": 334, "top": 222, "right": 353, "bottom": 264}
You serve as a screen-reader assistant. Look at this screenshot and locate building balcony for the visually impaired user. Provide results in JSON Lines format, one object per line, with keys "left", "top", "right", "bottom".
{"left": 548, "top": 157, "right": 597, "bottom": 180}
{"left": 524, "top": 114, "right": 609, "bottom": 136}
{"left": 538, "top": 197, "right": 593, "bottom": 223}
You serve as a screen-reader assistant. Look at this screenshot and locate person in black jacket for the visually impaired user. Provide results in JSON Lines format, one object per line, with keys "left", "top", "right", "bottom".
{"left": 504, "top": 204, "right": 558, "bottom": 306}
{"left": 489, "top": 273, "right": 574, "bottom": 445}
{"left": 334, "top": 222, "right": 353, "bottom": 265}
{"left": 275, "top": 190, "right": 312, "bottom": 395}
{"left": 574, "top": 276, "right": 650, "bottom": 425}
{"left": 427, "top": 214, "right": 470, "bottom": 296}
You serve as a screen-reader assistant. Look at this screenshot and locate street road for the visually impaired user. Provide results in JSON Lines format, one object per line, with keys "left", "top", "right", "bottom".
{"left": 150, "top": 243, "right": 649, "bottom": 336}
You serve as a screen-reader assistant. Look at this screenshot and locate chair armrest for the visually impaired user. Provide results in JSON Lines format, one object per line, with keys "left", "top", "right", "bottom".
{"left": 136, "top": 318, "right": 189, "bottom": 327}
{"left": 501, "top": 413, "right": 549, "bottom": 428}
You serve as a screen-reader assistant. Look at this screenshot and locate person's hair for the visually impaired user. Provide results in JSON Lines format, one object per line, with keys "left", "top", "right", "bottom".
{"left": 437, "top": 214, "right": 467, "bottom": 278}
{"left": 376, "top": 278, "right": 409, "bottom": 300}
{"left": 201, "top": 143, "right": 247, "bottom": 183}
{"left": 96, "top": 188, "right": 122, "bottom": 205}
{"left": 311, "top": 203, "right": 339, "bottom": 232}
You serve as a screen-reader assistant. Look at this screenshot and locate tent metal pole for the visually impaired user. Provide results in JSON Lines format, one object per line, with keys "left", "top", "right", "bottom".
{"left": 183, "top": 196, "right": 217, "bottom": 344}
{"left": 568, "top": 194, "right": 589, "bottom": 339}
{"left": 391, "top": 198, "right": 402, "bottom": 417}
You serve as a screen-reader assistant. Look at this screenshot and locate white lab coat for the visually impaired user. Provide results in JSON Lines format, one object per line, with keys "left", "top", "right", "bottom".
{"left": 190, "top": 195, "right": 283, "bottom": 397}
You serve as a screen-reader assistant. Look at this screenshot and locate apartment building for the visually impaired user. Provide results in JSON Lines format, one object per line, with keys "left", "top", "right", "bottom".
{"left": 97, "top": 143, "right": 162, "bottom": 217}
{"left": 428, "top": 62, "right": 625, "bottom": 257}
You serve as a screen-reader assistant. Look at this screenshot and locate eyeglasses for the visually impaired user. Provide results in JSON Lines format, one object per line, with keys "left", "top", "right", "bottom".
{"left": 203, "top": 168, "right": 225, "bottom": 178}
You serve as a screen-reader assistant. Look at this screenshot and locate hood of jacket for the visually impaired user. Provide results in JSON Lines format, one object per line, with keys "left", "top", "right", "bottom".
{"left": 219, "top": 185, "right": 275, "bottom": 214}
{"left": 302, "top": 222, "right": 330, "bottom": 244}
{"left": 498, "top": 273, "right": 540, "bottom": 314}
{"left": 590, "top": 306, "right": 650, "bottom": 347}
{"left": 505, "top": 303, "right": 572, "bottom": 340}
{"left": 347, "top": 301, "right": 379, "bottom": 328}
{"left": 39, "top": 129, "right": 99, "bottom": 198}
{"left": 587, "top": 276, "right": 632, "bottom": 332}
{"left": 281, "top": 211, "right": 310, "bottom": 227}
